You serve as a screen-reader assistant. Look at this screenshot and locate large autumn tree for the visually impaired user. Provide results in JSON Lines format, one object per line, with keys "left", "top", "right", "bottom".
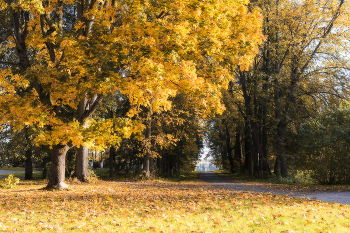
{"left": 0, "top": 0, "right": 263, "bottom": 188}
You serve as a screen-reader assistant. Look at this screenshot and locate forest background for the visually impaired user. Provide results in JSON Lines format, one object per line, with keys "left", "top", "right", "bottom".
{"left": 0, "top": 0, "right": 350, "bottom": 189}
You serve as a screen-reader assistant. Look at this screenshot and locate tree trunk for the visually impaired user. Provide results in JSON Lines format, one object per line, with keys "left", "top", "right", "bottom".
{"left": 170, "top": 155, "right": 173, "bottom": 176}
{"left": 244, "top": 119, "right": 253, "bottom": 175}
{"left": 109, "top": 146, "right": 116, "bottom": 178}
{"left": 234, "top": 129, "right": 242, "bottom": 171}
{"left": 225, "top": 124, "right": 235, "bottom": 173}
{"left": 261, "top": 98, "right": 271, "bottom": 175}
{"left": 275, "top": 123, "right": 288, "bottom": 176}
{"left": 42, "top": 156, "right": 48, "bottom": 179}
{"left": 25, "top": 148, "right": 33, "bottom": 180}
{"left": 76, "top": 145, "right": 89, "bottom": 182}
{"left": 47, "top": 144, "right": 70, "bottom": 189}
{"left": 24, "top": 129, "right": 33, "bottom": 180}
{"left": 143, "top": 109, "right": 152, "bottom": 178}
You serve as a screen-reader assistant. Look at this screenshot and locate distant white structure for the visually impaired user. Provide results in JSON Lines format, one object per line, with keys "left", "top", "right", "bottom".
{"left": 196, "top": 160, "right": 218, "bottom": 171}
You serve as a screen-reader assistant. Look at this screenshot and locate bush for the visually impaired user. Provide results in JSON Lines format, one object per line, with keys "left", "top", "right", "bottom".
{"left": 1, "top": 174, "right": 20, "bottom": 189}
{"left": 296, "top": 102, "right": 350, "bottom": 184}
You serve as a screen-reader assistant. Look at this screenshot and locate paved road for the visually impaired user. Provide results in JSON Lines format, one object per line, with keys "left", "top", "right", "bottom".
{"left": 0, "top": 170, "right": 20, "bottom": 174}
{"left": 199, "top": 172, "right": 350, "bottom": 205}
{"left": 0, "top": 170, "right": 25, "bottom": 179}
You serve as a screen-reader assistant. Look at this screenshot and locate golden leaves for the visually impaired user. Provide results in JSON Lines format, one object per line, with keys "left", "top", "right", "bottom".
{"left": 1, "top": 179, "right": 350, "bottom": 232}
{"left": 0, "top": 0, "right": 265, "bottom": 150}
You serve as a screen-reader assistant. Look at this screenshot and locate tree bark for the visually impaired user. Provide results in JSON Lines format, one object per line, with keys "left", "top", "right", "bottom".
{"left": 42, "top": 156, "right": 48, "bottom": 179}
{"left": 24, "top": 128, "right": 33, "bottom": 180}
{"left": 275, "top": 123, "right": 288, "bottom": 176}
{"left": 109, "top": 146, "right": 116, "bottom": 178}
{"left": 261, "top": 84, "right": 271, "bottom": 175}
{"left": 25, "top": 148, "right": 33, "bottom": 180}
{"left": 47, "top": 144, "right": 70, "bottom": 189}
{"left": 225, "top": 123, "right": 235, "bottom": 173}
{"left": 76, "top": 145, "right": 89, "bottom": 182}
{"left": 234, "top": 129, "right": 242, "bottom": 163}
{"left": 143, "top": 108, "right": 152, "bottom": 178}
{"left": 244, "top": 119, "right": 253, "bottom": 175}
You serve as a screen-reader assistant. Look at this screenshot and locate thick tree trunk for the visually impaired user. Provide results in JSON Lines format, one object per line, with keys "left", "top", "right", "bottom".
{"left": 25, "top": 149, "right": 33, "bottom": 180}
{"left": 76, "top": 145, "right": 89, "bottom": 182}
{"left": 47, "top": 144, "right": 70, "bottom": 189}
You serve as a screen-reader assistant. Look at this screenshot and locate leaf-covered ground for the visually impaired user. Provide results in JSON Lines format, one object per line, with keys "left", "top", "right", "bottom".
{"left": 1, "top": 179, "right": 350, "bottom": 232}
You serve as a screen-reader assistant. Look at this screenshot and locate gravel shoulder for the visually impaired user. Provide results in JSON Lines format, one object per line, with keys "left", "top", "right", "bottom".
{"left": 199, "top": 171, "right": 350, "bottom": 205}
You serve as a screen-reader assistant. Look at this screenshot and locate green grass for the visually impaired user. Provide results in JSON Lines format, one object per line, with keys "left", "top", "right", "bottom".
{"left": 0, "top": 167, "right": 26, "bottom": 171}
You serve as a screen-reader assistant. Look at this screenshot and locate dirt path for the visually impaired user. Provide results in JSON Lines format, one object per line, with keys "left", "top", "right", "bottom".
{"left": 199, "top": 172, "right": 350, "bottom": 205}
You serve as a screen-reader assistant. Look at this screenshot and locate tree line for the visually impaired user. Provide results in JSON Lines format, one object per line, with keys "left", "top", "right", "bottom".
{"left": 207, "top": 0, "right": 350, "bottom": 184}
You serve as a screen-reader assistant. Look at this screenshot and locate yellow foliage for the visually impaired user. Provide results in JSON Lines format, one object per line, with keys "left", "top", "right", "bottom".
{"left": 0, "top": 0, "right": 264, "bottom": 149}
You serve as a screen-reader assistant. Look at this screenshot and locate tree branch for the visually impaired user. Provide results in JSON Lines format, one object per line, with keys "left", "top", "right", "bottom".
{"left": 0, "top": 60, "right": 24, "bottom": 68}
{"left": 80, "top": 94, "right": 104, "bottom": 121}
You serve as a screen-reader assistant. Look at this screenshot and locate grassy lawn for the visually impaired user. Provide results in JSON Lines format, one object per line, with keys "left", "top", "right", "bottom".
{"left": 0, "top": 167, "right": 26, "bottom": 171}
{"left": 0, "top": 179, "right": 350, "bottom": 232}
{"left": 214, "top": 170, "right": 350, "bottom": 193}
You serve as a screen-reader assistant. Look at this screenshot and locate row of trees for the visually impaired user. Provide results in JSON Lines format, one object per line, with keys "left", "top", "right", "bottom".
{"left": 207, "top": 0, "right": 350, "bottom": 184}
{"left": 0, "top": 0, "right": 264, "bottom": 188}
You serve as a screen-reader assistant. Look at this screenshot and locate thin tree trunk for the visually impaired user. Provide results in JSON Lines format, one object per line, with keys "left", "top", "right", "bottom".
{"left": 275, "top": 123, "right": 288, "bottom": 176}
{"left": 42, "top": 156, "right": 48, "bottom": 179}
{"left": 143, "top": 110, "right": 152, "bottom": 178}
{"left": 225, "top": 124, "right": 235, "bottom": 173}
{"left": 109, "top": 146, "right": 116, "bottom": 178}
{"left": 261, "top": 83, "right": 271, "bottom": 175}
{"left": 47, "top": 144, "right": 70, "bottom": 189}
{"left": 234, "top": 129, "right": 242, "bottom": 170}
{"left": 170, "top": 155, "right": 173, "bottom": 176}
{"left": 244, "top": 119, "right": 253, "bottom": 175}
{"left": 24, "top": 129, "right": 33, "bottom": 180}
{"left": 25, "top": 149, "right": 33, "bottom": 180}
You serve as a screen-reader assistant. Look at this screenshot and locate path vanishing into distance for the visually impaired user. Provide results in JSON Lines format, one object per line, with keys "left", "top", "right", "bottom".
{"left": 199, "top": 171, "right": 350, "bottom": 205}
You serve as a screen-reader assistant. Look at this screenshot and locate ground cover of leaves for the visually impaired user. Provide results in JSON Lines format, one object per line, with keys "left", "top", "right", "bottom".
{"left": 0, "top": 180, "right": 349, "bottom": 232}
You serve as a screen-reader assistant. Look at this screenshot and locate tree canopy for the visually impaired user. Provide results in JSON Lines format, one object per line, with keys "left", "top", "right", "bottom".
{"left": 0, "top": 0, "right": 264, "bottom": 188}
